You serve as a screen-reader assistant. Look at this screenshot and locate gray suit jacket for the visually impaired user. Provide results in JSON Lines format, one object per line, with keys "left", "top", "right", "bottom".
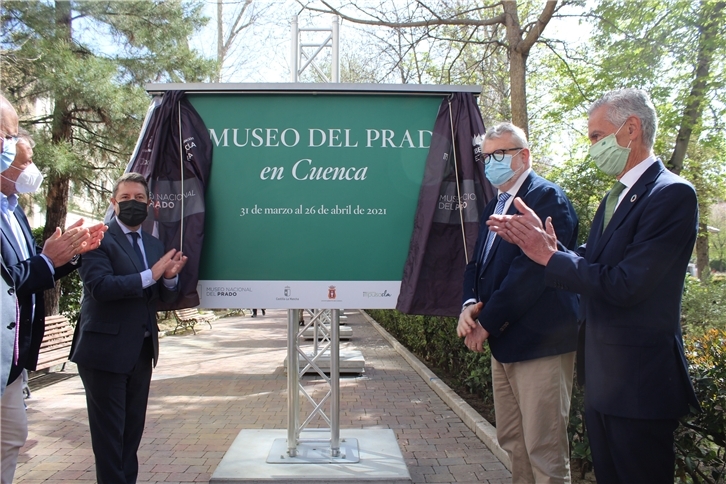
{"left": 1, "top": 259, "right": 16, "bottom": 396}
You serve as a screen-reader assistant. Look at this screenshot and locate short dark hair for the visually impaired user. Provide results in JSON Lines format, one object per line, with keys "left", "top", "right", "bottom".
{"left": 113, "top": 172, "right": 149, "bottom": 198}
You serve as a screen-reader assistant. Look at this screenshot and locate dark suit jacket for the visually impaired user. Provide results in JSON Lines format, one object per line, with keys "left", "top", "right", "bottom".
{"left": 546, "top": 159, "right": 699, "bottom": 419}
{"left": 0, "top": 204, "right": 77, "bottom": 385}
{"left": 70, "top": 218, "right": 178, "bottom": 374}
{"left": 462, "top": 171, "right": 579, "bottom": 363}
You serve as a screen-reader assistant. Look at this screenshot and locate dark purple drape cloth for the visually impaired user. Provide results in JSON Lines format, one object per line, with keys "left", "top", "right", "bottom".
{"left": 396, "top": 93, "right": 495, "bottom": 317}
{"left": 123, "top": 91, "right": 212, "bottom": 309}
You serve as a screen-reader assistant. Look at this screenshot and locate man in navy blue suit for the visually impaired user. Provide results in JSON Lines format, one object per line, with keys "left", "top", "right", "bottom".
{"left": 458, "top": 122, "right": 579, "bottom": 483}
{"left": 489, "top": 89, "right": 699, "bottom": 483}
{"left": 70, "top": 172, "right": 187, "bottom": 484}
{"left": 0, "top": 95, "right": 106, "bottom": 483}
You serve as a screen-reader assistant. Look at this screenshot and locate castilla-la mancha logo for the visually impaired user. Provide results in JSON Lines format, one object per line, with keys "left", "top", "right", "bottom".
{"left": 284, "top": 286, "right": 291, "bottom": 297}
{"left": 328, "top": 286, "right": 336, "bottom": 300}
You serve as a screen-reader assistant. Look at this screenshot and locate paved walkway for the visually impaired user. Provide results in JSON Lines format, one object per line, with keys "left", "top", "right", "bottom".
{"left": 15, "top": 309, "right": 509, "bottom": 483}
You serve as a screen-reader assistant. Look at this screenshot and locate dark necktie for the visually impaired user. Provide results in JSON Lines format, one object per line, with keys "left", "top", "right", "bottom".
{"left": 481, "top": 192, "right": 511, "bottom": 263}
{"left": 130, "top": 232, "right": 146, "bottom": 269}
{"left": 603, "top": 181, "right": 626, "bottom": 233}
{"left": 130, "top": 231, "right": 153, "bottom": 333}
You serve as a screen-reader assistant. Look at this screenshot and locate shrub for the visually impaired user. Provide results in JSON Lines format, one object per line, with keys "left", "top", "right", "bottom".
{"left": 367, "top": 309, "right": 494, "bottom": 410}
{"left": 682, "top": 276, "right": 726, "bottom": 333}
{"left": 677, "top": 329, "right": 726, "bottom": 484}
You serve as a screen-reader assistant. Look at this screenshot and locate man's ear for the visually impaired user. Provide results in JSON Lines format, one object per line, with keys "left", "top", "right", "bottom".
{"left": 626, "top": 115, "right": 642, "bottom": 141}
{"left": 522, "top": 148, "right": 532, "bottom": 166}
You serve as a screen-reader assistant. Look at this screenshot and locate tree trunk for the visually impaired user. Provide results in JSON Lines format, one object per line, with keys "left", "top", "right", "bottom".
{"left": 216, "top": 0, "right": 223, "bottom": 83}
{"left": 43, "top": 0, "right": 73, "bottom": 316}
{"left": 668, "top": 0, "right": 725, "bottom": 175}
{"left": 502, "top": 1, "right": 529, "bottom": 136}
{"left": 696, "top": 223, "right": 709, "bottom": 279}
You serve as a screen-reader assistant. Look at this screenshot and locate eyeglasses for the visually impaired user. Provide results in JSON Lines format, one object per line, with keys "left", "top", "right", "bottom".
{"left": 481, "top": 147, "right": 523, "bottom": 165}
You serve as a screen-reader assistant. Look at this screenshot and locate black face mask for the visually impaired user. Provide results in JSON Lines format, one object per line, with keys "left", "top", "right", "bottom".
{"left": 116, "top": 199, "right": 149, "bottom": 227}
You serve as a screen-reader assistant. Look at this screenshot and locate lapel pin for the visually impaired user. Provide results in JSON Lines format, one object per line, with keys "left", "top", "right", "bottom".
{"left": 630, "top": 194, "right": 637, "bottom": 203}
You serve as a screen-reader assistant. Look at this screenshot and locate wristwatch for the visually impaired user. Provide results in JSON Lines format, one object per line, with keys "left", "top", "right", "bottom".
{"left": 69, "top": 254, "right": 80, "bottom": 266}
{"left": 461, "top": 301, "right": 476, "bottom": 313}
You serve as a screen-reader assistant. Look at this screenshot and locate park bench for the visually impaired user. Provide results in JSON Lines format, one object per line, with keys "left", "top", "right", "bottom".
{"left": 36, "top": 314, "right": 74, "bottom": 372}
{"left": 172, "top": 308, "right": 215, "bottom": 335}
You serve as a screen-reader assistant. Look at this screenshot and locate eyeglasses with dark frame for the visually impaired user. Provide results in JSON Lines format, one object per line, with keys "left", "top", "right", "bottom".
{"left": 481, "top": 147, "right": 524, "bottom": 166}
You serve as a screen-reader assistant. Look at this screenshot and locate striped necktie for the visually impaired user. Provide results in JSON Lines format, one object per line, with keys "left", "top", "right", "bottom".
{"left": 481, "top": 192, "right": 511, "bottom": 263}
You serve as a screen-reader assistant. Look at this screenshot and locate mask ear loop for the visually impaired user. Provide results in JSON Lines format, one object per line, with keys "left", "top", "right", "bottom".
{"left": 614, "top": 120, "right": 633, "bottom": 149}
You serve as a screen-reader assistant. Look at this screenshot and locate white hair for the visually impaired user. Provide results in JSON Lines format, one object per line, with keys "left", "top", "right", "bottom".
{"left": 589, "top": 88, "right": 658, "bottom": 150}
{"left": 483, "top": 122, "right": 529, "bottom": 149}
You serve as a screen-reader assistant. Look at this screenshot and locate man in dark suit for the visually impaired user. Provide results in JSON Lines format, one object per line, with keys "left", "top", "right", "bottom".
{"left": 70, "top": 172, "right": 187, "bottom": 484}
{"left": 458, "top": 122, "right": 579, "bottom": 483}
{"left": 0, "top": 95, "right": 105, "bottom": 483}
{"left": 489, "top": 88, "right": 699, "bottom": 483}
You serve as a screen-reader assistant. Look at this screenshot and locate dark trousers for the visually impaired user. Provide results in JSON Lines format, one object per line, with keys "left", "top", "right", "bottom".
{"left": 585, "top": 403, "right": 679, "bottom": 484}
{"left": 78, "top": 338, "right": 154, "bottom": 484}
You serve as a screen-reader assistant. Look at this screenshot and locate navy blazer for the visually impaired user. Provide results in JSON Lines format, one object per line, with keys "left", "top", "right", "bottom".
{"left": 0, "top": 205, "right": 77, "bottom": 385}
{"left": 546, "top": 159, "right": 699, "bottom": 419}
{"left": 462, "top": 171, "right": 579, "bottom": 363}
{"left": 70, "top": 218, "right": 178, "bottom": 374}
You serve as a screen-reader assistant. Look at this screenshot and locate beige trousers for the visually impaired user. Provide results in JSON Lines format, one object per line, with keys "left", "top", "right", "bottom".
{"left": 492, "top": 352, "right": 575, "bottom": 484}
{"left": 1, "top": 377, "right": 28, "bottom": 484}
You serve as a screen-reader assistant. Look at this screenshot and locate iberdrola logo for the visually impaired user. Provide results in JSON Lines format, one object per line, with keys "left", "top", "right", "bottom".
{"left": 472, "top": 133, "right": 484, "bottom": 164}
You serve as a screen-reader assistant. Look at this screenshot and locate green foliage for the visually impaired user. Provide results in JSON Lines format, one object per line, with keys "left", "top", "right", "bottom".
{"left": 677, "top": 329, "right": 726, "bottom": 484}
{"left": 682, "top": 276, "right": 726, "bottom": 333}
{"left": 366, "top": 309, "right": 494, "bottom": 408}
{"left": 568, "top": 381, "right": 591, "bottom": 475}
{"left": 548, "top": 155, "right": 611, "bottom": 244}
{"left": 1, "top": 0, "right": 217, "bottom": 214}
{"left": 31, "top": 226, "right": 82, "bottom": 323}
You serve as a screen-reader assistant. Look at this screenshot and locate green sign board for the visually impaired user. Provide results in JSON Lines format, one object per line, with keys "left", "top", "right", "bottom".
{"left": 149, "top": 85, "right": 477, "bottom": 308}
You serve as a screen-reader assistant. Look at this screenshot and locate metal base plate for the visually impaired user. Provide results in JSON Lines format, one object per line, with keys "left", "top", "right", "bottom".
{"left": 210, "top": 429, "right": 411, "bottom": 483}
{"left": 266, "top": 438, "right": 360, "bottom": 464}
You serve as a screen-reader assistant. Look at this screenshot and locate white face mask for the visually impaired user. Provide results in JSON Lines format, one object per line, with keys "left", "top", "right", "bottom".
{"left": 12, "top": 163, "right": 44, "bottom": 193}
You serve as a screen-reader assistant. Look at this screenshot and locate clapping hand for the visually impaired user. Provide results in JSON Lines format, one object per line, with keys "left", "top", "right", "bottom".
{"left": 487, "top": 197, "right": 558, "bottom": 266}
{"left": 151, "top": 249, "right": 188, "bottom": 281}
{"left": 42, "top": 218, "right": 105, "bottom": 266}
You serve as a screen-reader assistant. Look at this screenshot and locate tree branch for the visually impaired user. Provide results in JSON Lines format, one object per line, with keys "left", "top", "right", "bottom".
{"left": 519, "top": 0, "right": 557, "bottom": 53}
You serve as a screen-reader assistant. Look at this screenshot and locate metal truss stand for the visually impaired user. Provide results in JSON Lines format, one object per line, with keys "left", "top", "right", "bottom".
{"left": 290, "top": 15, "right": 339, "bottom": 83}
{"left": 268, "top": 309, "right": 359, "bottom": 464}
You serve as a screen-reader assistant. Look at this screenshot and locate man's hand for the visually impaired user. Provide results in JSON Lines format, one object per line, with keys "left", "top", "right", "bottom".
{"left": 41, "top": 220, "right": 92, "bottom": 267}
{"left": 457, "top": 302, "right": 483, "bottom": 337}
{"left": 151, "top": 249, "right": 188, "bottom": 281}
{"left": 464, "top": 324, "right": 490, "bottom": 352}
{"left": 163, "top": 250, "right": 187, "bottom": 279}
{"left": 78, "top": 222, "right": 107, "bottom": 253}
{"left": 487, "top": 197, "right": 558, "bottom": 266}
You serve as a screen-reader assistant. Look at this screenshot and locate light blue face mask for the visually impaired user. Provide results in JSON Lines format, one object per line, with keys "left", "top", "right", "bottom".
{"left": 485, "top": 153, "right": 519, "bottom": 186}
{"left": 1, "top": 137, "right": 18, "bottom": 172}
